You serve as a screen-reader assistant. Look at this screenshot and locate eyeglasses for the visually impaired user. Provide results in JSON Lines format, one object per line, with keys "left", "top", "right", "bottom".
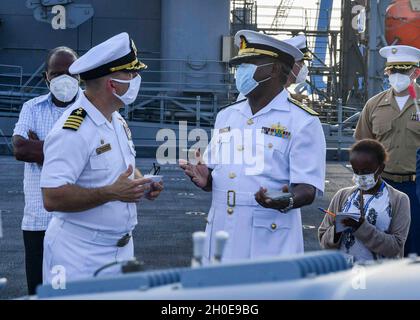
{"left": 149, "top": 162, "right": 160, "bottom": 175}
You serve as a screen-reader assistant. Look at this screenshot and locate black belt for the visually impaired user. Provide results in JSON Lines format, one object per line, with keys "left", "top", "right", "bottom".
{"left": 383, "top": 171, "right": 416, "bottom": 183}
{"left": 116, "top": 233, "right": 131, "bottom": 247}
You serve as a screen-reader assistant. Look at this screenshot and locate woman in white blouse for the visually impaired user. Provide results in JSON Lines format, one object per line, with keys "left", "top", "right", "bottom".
{"left": 319, "top": 139, "right": 411, "bottom": 262}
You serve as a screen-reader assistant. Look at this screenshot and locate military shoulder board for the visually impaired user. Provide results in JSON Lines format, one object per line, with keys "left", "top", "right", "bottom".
{"left": 287, "top": 97, "right": 319, "bottom": 116}
{"left": 63, "top": 107, "right": 87, "bottom": 131}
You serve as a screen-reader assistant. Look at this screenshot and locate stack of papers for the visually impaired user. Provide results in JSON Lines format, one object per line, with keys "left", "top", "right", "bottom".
{"left": 335, "top": 212, "right": 361, "bottom": 232}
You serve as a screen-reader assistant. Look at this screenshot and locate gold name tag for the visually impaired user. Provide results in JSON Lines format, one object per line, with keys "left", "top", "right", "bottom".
{"left": 96, "top": 143, "right": 111, "bottom": 155}
{"left": 219, "top": 126, "right": 230, "bottom": 133}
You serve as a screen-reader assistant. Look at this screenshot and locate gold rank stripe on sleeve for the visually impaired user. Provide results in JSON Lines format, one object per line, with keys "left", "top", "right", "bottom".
{"left": 67, "top": 115, "right": 84, "bottom": 122}
{"left": 63, "top": 107, "right": 87, "bottom": 131}
{"left": 64, "top": 117, "right": 83, "bottom": 125}
{"left": 287, "top": 97, "right": 319, "bottom": 116}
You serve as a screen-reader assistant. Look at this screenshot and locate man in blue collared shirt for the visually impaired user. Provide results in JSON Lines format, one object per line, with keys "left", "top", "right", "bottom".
{"left": 12, "top": 47, "right": 80, "bottom": 295}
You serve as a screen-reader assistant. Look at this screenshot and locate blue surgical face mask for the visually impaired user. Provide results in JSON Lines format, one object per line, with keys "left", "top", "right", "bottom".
{"left": 235, "top": 63, "right": 274, "bottom": 96}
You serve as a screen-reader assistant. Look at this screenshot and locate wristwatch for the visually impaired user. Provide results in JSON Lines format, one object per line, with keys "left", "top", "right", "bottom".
{"left": 279, "top": 196, "right": 294, "bottom": 213}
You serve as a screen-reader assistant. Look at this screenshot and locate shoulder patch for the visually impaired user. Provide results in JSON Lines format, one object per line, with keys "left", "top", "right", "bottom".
{"left": 288, "top": 97, "right": 319, "bottom": 116}
{"left": 220, "top": 98, "right": 247, "bottom": 111}
{"left": 63, "top": 107, "right": 87, "bottom": 131}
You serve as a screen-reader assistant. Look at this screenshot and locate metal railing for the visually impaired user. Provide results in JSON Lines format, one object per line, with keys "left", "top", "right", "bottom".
{"left": 0, "top": 56, "right": 362, "bottom": 150}
{"left": 0, "top": 89, "right": 230, "bottom": 128}
{"left": 0, "top": 129, "right": 13, "bottom": 154}
{"left": 20, "top": 62, "right": 46, "bottom": 95}
{"left": 0, "top": 57, "right": 237, "bottom": 124}
{"left": 0, "top": 64, "right": 23, "bottom": 87}
{"left": 126, "top": 93, "right": 221, "bottom": 126}
{"left": 0, "top": 85, "right": 361, "bottom": 126}
{"left": 139, "top": 57, "right": 235, "bottom": 93}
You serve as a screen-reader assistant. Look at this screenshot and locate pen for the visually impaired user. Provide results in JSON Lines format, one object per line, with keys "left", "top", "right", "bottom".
{"left": 318, "top": 207, "right": 336, "bottom": 218}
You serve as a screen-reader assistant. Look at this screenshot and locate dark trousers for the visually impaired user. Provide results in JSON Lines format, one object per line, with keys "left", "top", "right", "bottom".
{"left": 22, "top": 230, "right": 45, "bottom": 295}
{"left": 383, "top": 179, "right": 420, "bottom": 256}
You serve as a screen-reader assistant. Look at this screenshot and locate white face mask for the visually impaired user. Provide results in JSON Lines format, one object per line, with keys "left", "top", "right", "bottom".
{"left": 111, "top": 74, "right": 142, "bottom": 105}
{"left": 388, "top": 72, "right": 411, "bottom": 93}
{"left": 352, "top": 168, "right": 379, "bottom": 191}
{"left": 293, "top": 64, "right": 309, "bottom": 84}
{"left": 48, "top": 74, "right": 79, "bottom": 103}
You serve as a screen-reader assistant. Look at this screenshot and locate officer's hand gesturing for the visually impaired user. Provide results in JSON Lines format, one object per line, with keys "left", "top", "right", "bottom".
{"left": 254, "top": 185, "right": 291, "bottom": 211}
{"left": 179, "top": 149, "right": 210, "bottom": 189}
{"left": 109, "top": 165, "right": 152, "bottom": 203}
{"left": 145, "top": 181, "right": 164, "bottom": 201}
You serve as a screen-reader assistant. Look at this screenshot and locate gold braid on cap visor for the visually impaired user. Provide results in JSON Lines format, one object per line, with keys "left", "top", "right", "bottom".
{"left": 109, "top": 58, "right": 147, "bottom": 72}
{"left": 303, "top": 52, "right": 312, "bottom": 61}
{"left": 238, "top": 48, "right": 279, "bottom": 58}
{"left": 385, "top": 62, "right": 418, "bottom": 71}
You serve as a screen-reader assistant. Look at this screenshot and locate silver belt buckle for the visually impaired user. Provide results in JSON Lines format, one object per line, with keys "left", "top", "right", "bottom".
{"left": 116, "top": 233, "right": 131, "bottom": 247}
{"left": 227, "top": 190, "right": 236, "bottom": 207}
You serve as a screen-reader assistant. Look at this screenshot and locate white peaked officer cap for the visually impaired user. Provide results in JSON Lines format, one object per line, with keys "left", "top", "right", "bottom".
{"left": 284, "top": 34, "right": 312, "bottom": 61}
{"left": 69, "top": 32, "right": 147, "bottom": 80}
{"left": 230, "top": 30, "right": 303, "bottom": 68}
{"left": 379, "top": 45, "right": 420, "bottom": 71}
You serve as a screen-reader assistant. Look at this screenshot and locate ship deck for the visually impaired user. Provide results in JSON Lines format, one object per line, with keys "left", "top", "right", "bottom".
{"left": 0, "top": 156, "right": 353, "bottom": 299}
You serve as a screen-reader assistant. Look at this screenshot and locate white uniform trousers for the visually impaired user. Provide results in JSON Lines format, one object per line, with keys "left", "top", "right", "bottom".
{"left": 202, "top": 188, "right": 304, "bottom": 264}
{"left": 42, "top": 217, "right": 134, "bottom": 285}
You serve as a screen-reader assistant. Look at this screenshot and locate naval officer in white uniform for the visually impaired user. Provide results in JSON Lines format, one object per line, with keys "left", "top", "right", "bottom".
{"left": 40, "top": 32, "right": 163, "bottom": 285}
{"left": 181, "top": 30, "right": 326, "bottom": 262}
{"left": 284, "top": 34, "right": 312, "bottom": 87}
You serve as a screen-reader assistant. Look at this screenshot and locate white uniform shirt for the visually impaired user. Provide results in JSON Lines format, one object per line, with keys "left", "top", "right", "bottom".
{"left": 203, "top": 89, "right": 326, "bottom": 261}
{"left": 40, "top": 92, "right": 137, "bottom": 233}
{"left": 12, "top": 91, "right": 80, "bottom": 231}
{"left": 394, "top": 95, "right": 409, "bottom": 111}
